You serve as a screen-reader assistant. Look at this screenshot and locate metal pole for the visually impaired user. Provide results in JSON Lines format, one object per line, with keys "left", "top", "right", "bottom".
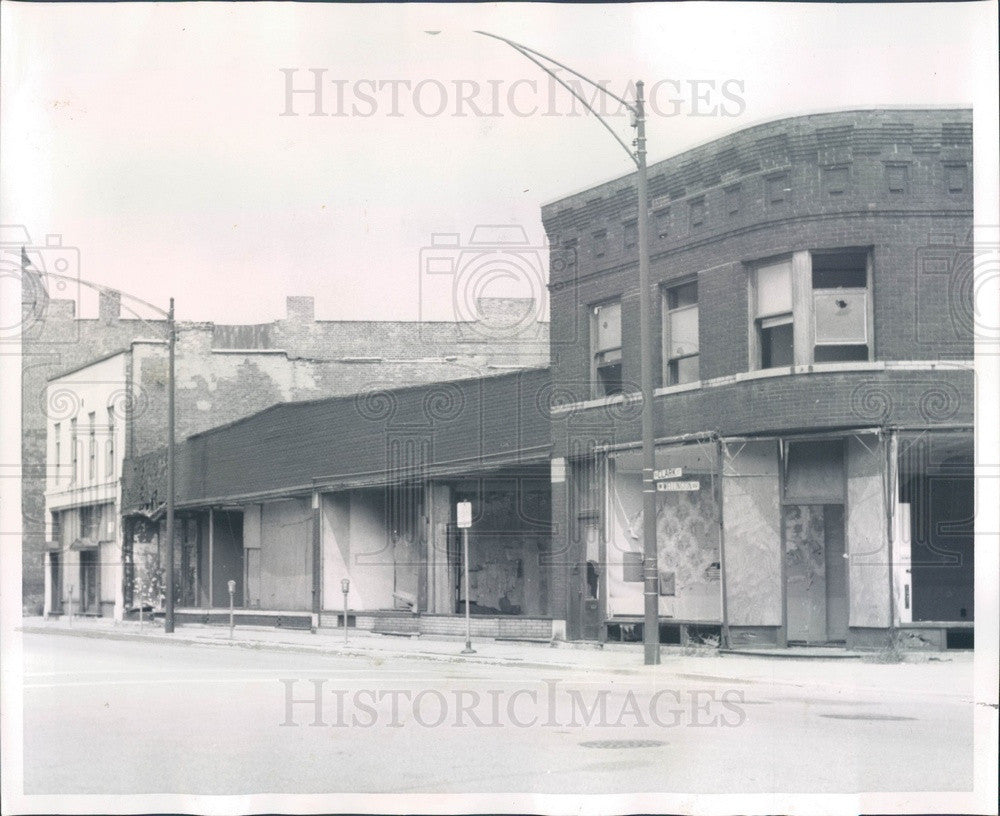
{"left": 164, "top": 298, "right": 176, "bottom": 633}
{"left": 229, "top": 585, "right": 235, "bottom": 639}
{"left": 343, "top": 588, "right": 349, "bottom": 645}
{"left": 461, "top": 528, "right": 475, "bottom": 654}
{"left": 635, "top": 81, "right": 660, "bottom": 666}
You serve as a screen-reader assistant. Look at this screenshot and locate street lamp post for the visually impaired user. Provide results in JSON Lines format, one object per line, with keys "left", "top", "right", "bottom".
{"left": 164, "top": 297, "right": 176, "bottom": 633}
{"left": 472, "top": 32, "right": 660, "bottom": 665}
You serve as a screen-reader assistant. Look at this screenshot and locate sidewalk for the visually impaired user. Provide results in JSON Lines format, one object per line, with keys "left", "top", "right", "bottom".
{"left": 17, "top": 615, "right": 973, "bottom": 697}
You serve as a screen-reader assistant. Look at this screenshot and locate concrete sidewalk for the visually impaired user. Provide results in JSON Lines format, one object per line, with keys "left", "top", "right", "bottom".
{"left": 17, "top": 615, "right": 973, "bottom": 699}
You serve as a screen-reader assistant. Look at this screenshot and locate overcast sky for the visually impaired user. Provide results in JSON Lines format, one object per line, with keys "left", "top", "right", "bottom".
{"left": 2, "top": 1, "right": 996, "bottom": 323}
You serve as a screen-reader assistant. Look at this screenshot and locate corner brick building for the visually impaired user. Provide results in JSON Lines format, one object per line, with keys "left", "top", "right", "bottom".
{"left": 541, "top": 107, "right": 974, "bottom": 649}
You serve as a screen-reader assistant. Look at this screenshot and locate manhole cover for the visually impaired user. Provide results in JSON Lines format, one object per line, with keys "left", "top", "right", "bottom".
{"left": 579, "top": 739, "right": 666, "bottom": 749}
{"left": 819, "top": 714, "right": 916, "bottom": 721}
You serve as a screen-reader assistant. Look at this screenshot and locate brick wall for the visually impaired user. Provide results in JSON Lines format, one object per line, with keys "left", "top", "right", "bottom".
{"left": 551, "top": 368, "right": 974, "bottom": 458}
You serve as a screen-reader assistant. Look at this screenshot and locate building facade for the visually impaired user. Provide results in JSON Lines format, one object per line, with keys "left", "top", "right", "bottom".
{"left": 541, "top": 107, "right": 974, "bottom": 650}
{"left": 122, "top": 368, "right": 562, "bottom": 640}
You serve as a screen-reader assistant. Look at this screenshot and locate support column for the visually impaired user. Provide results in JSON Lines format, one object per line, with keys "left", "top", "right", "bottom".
{"left": 208, "top": 508, "right": 214, "bottom": 609}
{"left": 311, "top": 491, "right": 321, "bottom": 631}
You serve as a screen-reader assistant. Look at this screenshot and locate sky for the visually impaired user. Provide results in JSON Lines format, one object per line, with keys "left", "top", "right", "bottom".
{"left": 2, "top": 1, "right": 997, "bottom": 323}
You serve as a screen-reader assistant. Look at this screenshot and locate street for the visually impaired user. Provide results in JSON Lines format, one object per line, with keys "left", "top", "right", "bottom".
{"left": 16, "top": 631, "right": 974, "bottom": 795}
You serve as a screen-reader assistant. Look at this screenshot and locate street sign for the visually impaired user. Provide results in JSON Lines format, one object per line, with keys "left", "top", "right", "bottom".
{"left": 656, "top": 480, "right": 700, "bottom": 492}
{"left": 653, "top": 467, "right": 682, "bottom": 480}
{"left": 457, "top": 501, "right": 472, "bottom": 528}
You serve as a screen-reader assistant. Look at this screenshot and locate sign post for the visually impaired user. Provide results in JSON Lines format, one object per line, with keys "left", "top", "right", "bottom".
{"left": 341, "top": 577, "right": 350, "bottom": 645}
{"left": 457, "top": 501, "right": 475, "bottom": 655}
{"left": 227, "top": 579, "right": 236, "bottom": 639}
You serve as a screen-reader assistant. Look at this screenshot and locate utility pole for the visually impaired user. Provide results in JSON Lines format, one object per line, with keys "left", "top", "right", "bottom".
{"left": 164, "top": 297, "right": 176, "bottom": 633}
{"left": 634, "top": 81, "right": 661, "bottom": 666}
{"left": 469, "top": 32, "right": 660, "bottom": 664}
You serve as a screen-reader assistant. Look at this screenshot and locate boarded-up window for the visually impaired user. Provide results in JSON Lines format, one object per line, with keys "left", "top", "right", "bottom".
{"left": 756, "top": 260, "right": 793, "bottom": 317}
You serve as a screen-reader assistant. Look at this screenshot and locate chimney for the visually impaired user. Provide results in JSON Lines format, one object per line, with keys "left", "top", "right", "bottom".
{"left": 286, "top": 296, "right": 315, "bottom": 322}
{"left": 99, "top": 289, "right": 121, "bottom": 321}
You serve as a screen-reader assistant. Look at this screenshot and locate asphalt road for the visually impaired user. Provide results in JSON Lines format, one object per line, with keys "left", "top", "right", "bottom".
{"left": 19, "top": 632, "right": 974, "bottom": 795}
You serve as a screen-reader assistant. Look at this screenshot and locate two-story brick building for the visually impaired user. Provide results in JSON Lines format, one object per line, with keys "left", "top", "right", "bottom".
{"left": 541, "top": 107, "right": 974, "bottom": 651}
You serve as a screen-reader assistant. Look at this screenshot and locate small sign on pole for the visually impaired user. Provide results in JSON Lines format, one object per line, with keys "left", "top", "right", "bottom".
{"left": 457, "top": 502, "right": 475, "bottom": 655}
{"left": 656, "top": 480, "right": 700, "bottom": 492}
{"left": 228, "top": 579, "right": 236, "bottom": 639}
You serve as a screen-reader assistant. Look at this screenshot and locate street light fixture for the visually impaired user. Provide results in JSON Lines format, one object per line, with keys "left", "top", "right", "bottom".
{"left": 470, "top": 31, "right": 660, "bottom": 665}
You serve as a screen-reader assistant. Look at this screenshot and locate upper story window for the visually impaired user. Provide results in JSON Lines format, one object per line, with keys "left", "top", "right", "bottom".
{"left": 53, "top": 423, "right": 61, "bottom": 485}
{"left": 106, "top": 406, "right": 116, "bottom": 479}
{"left": 749, "top": 248, "right": 872, "bottom": 370}
{"left": 811, "top": 250, "right": 871, "bottom": 363}
{"left": 69, "top": 418, "right": 78, "bottom": 484}
{"left": 80, "top": 504, "right": 101, "bottom": 541}
{"left": 591, "top": 299, "right": 622, "bottom": 397}
{"left": 662, "top": 280, "right": 700, "bottom": 385}
{"left": 88, "top": 412, "right": 97, "bottom": 481}
{"left": 752, "top": 259, "right": 795, "bottom": 369}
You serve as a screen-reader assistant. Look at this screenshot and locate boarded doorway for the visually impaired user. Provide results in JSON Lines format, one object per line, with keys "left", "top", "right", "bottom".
{"left": 784, "top": 504, "right": 847, "bottom": 643}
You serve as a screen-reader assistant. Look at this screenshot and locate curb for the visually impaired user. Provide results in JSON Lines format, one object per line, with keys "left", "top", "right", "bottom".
{"left": 16, "top": 626, "right": 635, "bottom": 674}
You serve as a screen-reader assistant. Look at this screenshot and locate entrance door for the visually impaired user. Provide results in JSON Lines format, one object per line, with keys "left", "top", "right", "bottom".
{"left": 784, "top": 504, "right": 847, "bottom": 643}
{"left": 79, "top": 549, "right": 99, "bottom": 614}
{"left": 581, "top": 519, "right": 602, "bottom": 641}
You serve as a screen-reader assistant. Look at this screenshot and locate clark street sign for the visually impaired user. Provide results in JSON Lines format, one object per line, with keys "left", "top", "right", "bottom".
{"left": 656, "top": 480, "right": 700, "bottom": 492}
{"left": 653, "top": 467, "right": 683, "bottom": 480}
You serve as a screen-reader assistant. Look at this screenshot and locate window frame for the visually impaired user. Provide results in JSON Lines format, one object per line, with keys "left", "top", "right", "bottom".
{"left": 661, "top": 278, "right": 700, "bottom": 386}
{"left": 748, "top": 248, "right": 874, "bottom": 371}
{"left": 590, "top": 298, "right": 623, "bottom": 398}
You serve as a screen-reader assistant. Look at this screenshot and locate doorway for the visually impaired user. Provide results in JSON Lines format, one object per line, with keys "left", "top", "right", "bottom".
{"left": 79, "top": 549, "right": 100, "bottom": 615}
{"left": 784, "top": 504, "right": 847, "bottom": 643}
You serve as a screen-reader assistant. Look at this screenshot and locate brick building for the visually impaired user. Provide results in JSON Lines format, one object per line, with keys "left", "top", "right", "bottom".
{"left": 121, "top": 368, "right": 560, "bottom": 640}
{"left": 23, "top": 256, "right": 547, "bottom": 615}
{"left": 541, "top": 107, "right": 974, "bottom": 650}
